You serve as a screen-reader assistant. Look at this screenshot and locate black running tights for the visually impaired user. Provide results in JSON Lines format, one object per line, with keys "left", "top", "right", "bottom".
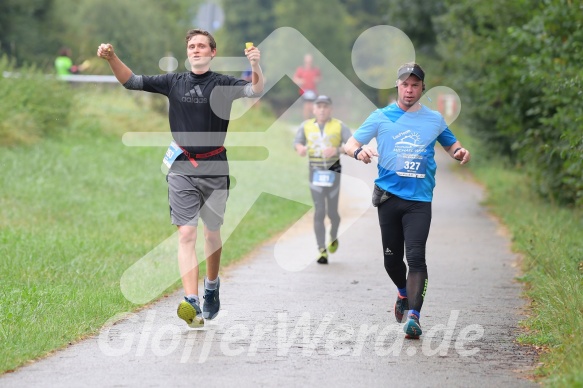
{"left": 378, "top": 196, "right": 431, "bottom": 313}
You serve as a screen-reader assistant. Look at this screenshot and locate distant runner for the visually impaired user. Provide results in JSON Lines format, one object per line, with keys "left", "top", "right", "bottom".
{"left": 293, "top": 53, "right": 321, "bottom": 120}
{"left": 55, "top": 47, "right": 90, "bottom": 76}
{"left": 294, "top": 95, "right": 351, "bottom": 264}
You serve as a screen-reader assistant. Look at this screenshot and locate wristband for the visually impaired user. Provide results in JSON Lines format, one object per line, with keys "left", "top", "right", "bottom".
{"left": 354, "top": 147, "right": 363, "bottom": 160}
{"left": 453, "top": 147, "right": 462, "bottom": 160}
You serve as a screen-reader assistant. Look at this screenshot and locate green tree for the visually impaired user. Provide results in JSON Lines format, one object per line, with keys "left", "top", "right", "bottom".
{"left": 509, "top": 0, "right": 583, "bottom": 206}
{"left": 435, "top": 0, "right": 583, "bottom": 206}
{"left": 52, "top": 0, "right": 199, "bottom": 75}
{"left": 340, "top": 0, "right": 385, "bottom": 34}
{"left": 259, "top": 0, "right": 353, "bottom": 109}
{"left": 434, "top": 0, "right": 536, "bottom": 157}
{"left": 0, "top": 0, "right": 58, "bottom": 67}
{"left": 384, "top": 0, "right": 446, "bottom": 57}
{"left": 273, "top": 0, "right": 352, "bottom": 73}
{"left": 338, "top": 0, "right": 389, "bottom": 105}
{"left": 216, "top": 0, "right": 276, "bottom": 57}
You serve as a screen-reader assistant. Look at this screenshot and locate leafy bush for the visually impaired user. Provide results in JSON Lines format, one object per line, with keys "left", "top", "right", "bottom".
{"left": 0, "top": 55, "right": 74, "bottom": 145}
{"left": 509, "top": 4, "right": 583, "bottom": 206}
{"left": 435, "top": 0, "right": 583, "bottom": 206}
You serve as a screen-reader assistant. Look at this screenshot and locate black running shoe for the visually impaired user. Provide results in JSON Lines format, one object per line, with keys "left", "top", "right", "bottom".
{"left": 394, "top": 294, "right": 409, "bottom": 323}
{"left": 317, "top": 248, "right": 328, "bottom": 264}
{"left": 202, "top": 277, "right": 221, "bottom": 320}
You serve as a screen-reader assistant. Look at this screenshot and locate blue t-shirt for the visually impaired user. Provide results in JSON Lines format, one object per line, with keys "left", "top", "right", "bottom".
{"left": 353, "top": 103, "right": 457, "bottom": 202}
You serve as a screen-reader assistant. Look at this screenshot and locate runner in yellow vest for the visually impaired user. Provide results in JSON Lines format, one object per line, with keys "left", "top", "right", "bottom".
{"left": 294, "top": 95, "right": 352, "bottom": 264}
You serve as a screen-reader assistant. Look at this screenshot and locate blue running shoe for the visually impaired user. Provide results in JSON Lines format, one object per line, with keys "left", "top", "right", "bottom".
{"left": 404, "top": 314, "right": 422, "bottom": 339}
{"left": 203, "top": 277, "right": 221, "bottom": 320}
{"left": 394, "top": 294, "right": 409, "bottom": 323}
{"left": 177, "top": 296, "right": 204, "bottom": 328}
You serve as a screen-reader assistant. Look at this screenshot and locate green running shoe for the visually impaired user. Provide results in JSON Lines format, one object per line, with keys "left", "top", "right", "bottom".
{"left": 404, "top": 314, "right": 422, "bottom": 339}
{"left": 177, "top": 296, "right": 204, "bottom": 328}
{"left": 328, "top": 239, "right": 339, "bottom": 254}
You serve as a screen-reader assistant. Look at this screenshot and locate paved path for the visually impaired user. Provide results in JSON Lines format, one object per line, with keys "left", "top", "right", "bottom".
{"left": 1, "top": 153, "right": 537, "bottom": 387}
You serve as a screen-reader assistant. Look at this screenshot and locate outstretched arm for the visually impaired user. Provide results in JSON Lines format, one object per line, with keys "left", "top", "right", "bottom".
{"left": 244, "top": 45, "right": 264, "bottom": 94}
{"left": 97, "top": 43, "right": 133, "bottom": 85}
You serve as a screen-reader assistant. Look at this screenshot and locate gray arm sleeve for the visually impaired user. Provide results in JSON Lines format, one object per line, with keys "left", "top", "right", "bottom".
{"left": 243, "top": 82, "right": 261, "bottom": 97}
{"left": 293, "top": 124, "right": 306, "bottom": 146}
{"left": 340, "top": 123, "right": 352, "bottom": 143}
{"left": 122, "top": 73, "right": 143, "bottom": 90}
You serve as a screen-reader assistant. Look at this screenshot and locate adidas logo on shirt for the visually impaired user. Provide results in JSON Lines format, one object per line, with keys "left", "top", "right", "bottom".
{"left": 385, "top": 248, "right": 393, "bottom": 255}
{"left": 182, "top": 85, "right": 207, "bottom": 103}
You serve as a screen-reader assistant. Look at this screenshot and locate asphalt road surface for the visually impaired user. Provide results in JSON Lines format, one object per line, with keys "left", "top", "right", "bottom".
{"left": 1, "top": 153, "right": 537, "bottom": 387}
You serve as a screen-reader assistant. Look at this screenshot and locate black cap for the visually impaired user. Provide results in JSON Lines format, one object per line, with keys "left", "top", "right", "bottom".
{"left": 397, "top": 63, "right": 425, "bottom": 81}
{"left": 314, "top": 95, "right": 332, "bottom": 105}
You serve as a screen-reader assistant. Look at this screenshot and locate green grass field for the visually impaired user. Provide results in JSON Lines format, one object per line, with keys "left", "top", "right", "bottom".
{"left": 0, "top": 87, "right": 311, "bottom": 373}
{"left": 453, "top": 125, "right": 583, "bottom": 386}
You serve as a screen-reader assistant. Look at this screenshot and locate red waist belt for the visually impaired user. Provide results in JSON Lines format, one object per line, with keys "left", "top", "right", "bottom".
{"left": 178, "top": 145, "right": 225, "bottom": 168}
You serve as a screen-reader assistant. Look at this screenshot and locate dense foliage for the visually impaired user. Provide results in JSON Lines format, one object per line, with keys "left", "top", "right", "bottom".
{"left": 0, "top": 0, "right": 199, "bottom": 74}
{"left": 434, "top": 0, "right": 583, "bottom": 206}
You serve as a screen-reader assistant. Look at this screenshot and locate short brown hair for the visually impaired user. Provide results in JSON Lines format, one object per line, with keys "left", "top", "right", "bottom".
{"left": 185, "top": 29, "right": 216, "bottom": 50}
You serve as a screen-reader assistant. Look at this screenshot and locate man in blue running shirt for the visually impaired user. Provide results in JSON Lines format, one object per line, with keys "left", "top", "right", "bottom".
{"left": 344, "top": 63, "right": 470, "bottom": 339}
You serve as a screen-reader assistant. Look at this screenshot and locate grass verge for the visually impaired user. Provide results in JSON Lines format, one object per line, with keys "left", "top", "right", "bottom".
{"left": 453, "top": 124, "right": 583, "bottom": 387}
{"left": 0, "top": 87, "right": 311, "bottom": 373}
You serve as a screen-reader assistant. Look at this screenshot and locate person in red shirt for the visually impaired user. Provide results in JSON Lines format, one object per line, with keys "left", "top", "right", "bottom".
{"left": 293, "top": 53, "right": 321, "bottom": 120}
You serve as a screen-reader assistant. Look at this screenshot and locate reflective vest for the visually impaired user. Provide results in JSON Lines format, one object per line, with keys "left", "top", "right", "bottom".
{"left": 304, "top": 118, "right": 343, "bottom": 170}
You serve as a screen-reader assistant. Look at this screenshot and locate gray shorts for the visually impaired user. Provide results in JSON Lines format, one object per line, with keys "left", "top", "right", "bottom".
{"left": 166, "top": 173, "right": 230, "bottom": 230}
